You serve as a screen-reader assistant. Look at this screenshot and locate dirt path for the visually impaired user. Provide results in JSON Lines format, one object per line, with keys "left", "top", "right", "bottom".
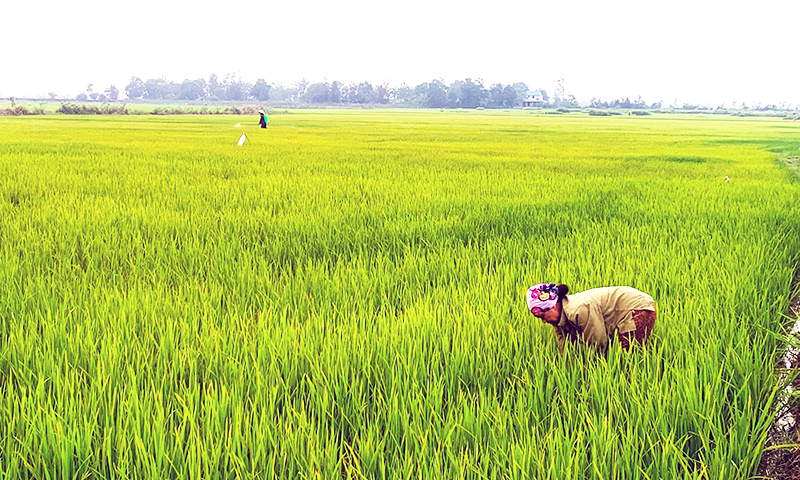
{"left": 757, "top": 269, "right": 800, "bottom": 479}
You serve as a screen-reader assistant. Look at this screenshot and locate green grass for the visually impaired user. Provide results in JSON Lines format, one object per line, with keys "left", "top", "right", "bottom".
{"left": 0, "top": 111, "right": 799, "bottom": 479}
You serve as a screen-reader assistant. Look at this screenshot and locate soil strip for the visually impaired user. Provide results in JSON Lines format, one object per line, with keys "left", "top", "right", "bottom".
{"left": 757, "top": 269, "right": 800, "bottom": 479}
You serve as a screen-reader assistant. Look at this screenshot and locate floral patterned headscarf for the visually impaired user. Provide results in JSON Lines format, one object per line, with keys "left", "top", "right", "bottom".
{"left": 527, "top": 283, "right": 559, "bottom": 316}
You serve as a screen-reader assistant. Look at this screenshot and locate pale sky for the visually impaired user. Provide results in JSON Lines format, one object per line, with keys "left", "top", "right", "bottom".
{"left": 2, "top": 0, "right": 797, "bottom": 106}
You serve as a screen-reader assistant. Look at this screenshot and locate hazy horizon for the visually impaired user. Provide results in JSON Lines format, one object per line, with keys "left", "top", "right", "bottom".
{"left": 3, "top": 0, "right": 797, "bottom": 106}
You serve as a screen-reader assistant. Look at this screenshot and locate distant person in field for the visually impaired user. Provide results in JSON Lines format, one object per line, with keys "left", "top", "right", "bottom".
{"left": 258, "top": 109, "right": 268, "bottom": 129}
{"left": 526, "top": 283, "right": 656, "bottom": 353}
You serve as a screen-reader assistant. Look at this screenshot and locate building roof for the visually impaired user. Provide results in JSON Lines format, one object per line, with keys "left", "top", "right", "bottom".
{"left": 524, "top": 90, "right": 545, "bottom": 101}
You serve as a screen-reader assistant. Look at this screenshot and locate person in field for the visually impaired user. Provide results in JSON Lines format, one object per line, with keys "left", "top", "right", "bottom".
{"left": 258, "top": 109, "right": 268, "bottom": 129}
{"left": 527, "top": 283, "right": 656, "bottom": 353}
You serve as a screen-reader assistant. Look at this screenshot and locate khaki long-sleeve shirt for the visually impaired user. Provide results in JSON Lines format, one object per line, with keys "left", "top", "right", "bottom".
{"left": 553, "top": 286, "right": 655, "bottom": 353}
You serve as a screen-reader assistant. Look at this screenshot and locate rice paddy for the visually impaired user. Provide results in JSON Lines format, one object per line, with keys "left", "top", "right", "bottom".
{"left": 0, "top": 110, "right": 799, "bottom": 479}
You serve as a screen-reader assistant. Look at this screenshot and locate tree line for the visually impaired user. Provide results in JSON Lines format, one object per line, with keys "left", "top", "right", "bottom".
{"left": 69, "top": 75, "right": 798, "bottom": 111}
{"left": 109, "top": 74, "right": 549, "bottom": 108}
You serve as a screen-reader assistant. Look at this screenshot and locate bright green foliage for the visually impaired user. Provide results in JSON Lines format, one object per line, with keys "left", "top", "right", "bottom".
{"left": 0, "top": 111, "right": 798, "bottom": 479}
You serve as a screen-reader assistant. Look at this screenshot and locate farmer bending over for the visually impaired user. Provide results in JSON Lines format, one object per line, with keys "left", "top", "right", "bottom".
{"left": 527, "top": 283, "right": 656, "bottom": 353}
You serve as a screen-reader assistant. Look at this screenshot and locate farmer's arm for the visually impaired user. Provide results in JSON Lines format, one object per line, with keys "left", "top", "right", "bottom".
{"left": 553, "top": 326, "right": 567, "bottom": 354}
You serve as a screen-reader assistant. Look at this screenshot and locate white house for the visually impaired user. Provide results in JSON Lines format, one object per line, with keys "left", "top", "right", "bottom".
{"left": 522, "top": 90, "right": 545, "bottom": 107}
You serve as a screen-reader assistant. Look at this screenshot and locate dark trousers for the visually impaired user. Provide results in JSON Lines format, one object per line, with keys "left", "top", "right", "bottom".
{"left": 617, "top": 310, "right": 656, "bottom": 350}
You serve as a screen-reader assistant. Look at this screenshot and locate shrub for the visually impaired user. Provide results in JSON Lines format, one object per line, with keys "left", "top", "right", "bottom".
{"left": 236, "top": 106, "right": 260, "bottom": 115}
{"left": 0, "top": 105, "right": 44, "bottom": 116}
{"left": 56, "top": 103, "right": 129, "bottom": 115}
{"left": 150, "top": 107, "right": 193, "bottom": 115}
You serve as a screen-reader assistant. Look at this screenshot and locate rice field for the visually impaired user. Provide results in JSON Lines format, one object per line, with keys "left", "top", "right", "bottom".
{"left": 0, "top": 110, "right": 799, "bottom": 479}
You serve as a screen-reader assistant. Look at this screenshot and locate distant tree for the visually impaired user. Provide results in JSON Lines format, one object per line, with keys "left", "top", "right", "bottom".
{"left": 218, "top": 73, "right": 244, "bottom": 101}
{"left": 76, "top": 93, "right": 88, "bottom": 101}
{"left": 219, "top": 73, "right": 251, "bottom": 101}
{"left": 512, "top": 82, "right": 530, "bottom": 106}
{"left": 193, "top": 78, "right": 207, "bottom": 96}
{"left": 144, "top": 78, "right": 168, "bottom": 99}
{"left": 446, "top": 80, "right": 463, "bottom": 107}
{"left": 225, "top": 80, "right": 247, "bottom": 101}
{"left": 89, "top": 92, "right": 100, "bottom": 101}
{"left": 179, "top": 80, "right": 204, "bottom": 100}
{"left": 501, "top": 85, "right": 518, "bottom": 107}
{"left": 342, "top": 83, "right": 356, "bottom": 103}
{"left": 165, "top": 81, "right": 180, "bottom": 100}
{"left": 294, "top": 78, "right": 309, "bottom": 98}
{"left": 250, "top": 79, "right": 271, "bottom": 101}
{"left": 488, "top": 83, "right": 505, "bottom": 108}
{"left": 86, "top": 84, "right": 94, "bottom": 94}
{"left": 97, "top": 94, "right": 107, "bottom": 102}
{"left": 418, "top": 79, "right": 447, "bottom": 108}
{"left": 210, "top": 87, "right": 226, "bottom": 100}
{"left": 104, "top": 85, "right": 119, "bottom": 101}
{"left": 125, "top": 77, "right": 145, "bottom": 99}
{"left": 206, "top": 73, "right": 220, "bottom": 99}
{"left": 343, "top": 82, "right": 375, "bottom": 104}
{"left": 329, "top": 81, "right": 343, "bottom": 103}
{"left": 534, "top": 87, "right": 549, "bottom": 103}
{"left": 48, "top": 92, "right": 57, "bottom": 100}
{"left": 458, "top": 78, "right": 487, "bottom": 108}
{"left": 270, "top": 83, "right": 299, "bottom": 102}
{"left": 412, "top": 83, "right": 426, "bottom": 102}
{"left": 392, "top": 83, "right": 419, "bottom": 105}
{"left": 202, "top": 74, "right": 226, "bottom": 100}
{"left": 355, "top": 82, "right": 377, "bottom": 103}
{"left": 486, "top": 83, "right": 518, "bottom": 108}
{"left": 375, "top": 82, "right": 391, "bottom": 104}
{"left": 553, "top": 78, "right": 565, "bottom": 107}
{"left": 305, "top": 83, "right": 330, "bottom": 103}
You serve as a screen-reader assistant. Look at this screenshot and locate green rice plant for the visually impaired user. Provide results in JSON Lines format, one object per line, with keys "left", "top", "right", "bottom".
{"left": 0, "top": 111, "right": 798, "bottom": 479}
